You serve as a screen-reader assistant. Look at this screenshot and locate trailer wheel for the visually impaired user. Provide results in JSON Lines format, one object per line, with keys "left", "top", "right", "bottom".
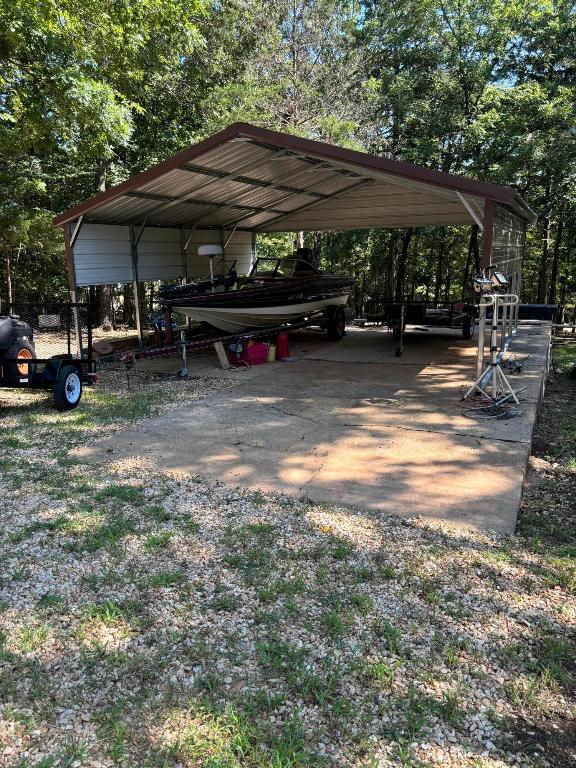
{"left": 53, "top": 365, "right": 82, "bottom": 411}
{"left": 462, "top": 314, "right": 475, "bottom": 340}
{"left": 325, "top": 305, "right": 346, "bottom": 340}
{"left": 3, "top": 339, "right": 37, "bottom": 377}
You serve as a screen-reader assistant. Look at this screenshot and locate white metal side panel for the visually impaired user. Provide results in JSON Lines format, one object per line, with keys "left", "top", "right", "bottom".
{"left": 225, "top": 231, "right": 254, "bottom": 276}
{"left": 185, "top": 230, "right": 253, "bottom": 278}
{"left": 73, "top": 224, "right": 132, "bottom": 286}
{"left": 138, "top": 228, "right": 182, "bottom": 281}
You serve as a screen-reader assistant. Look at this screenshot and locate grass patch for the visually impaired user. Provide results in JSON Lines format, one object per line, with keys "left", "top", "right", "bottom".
{"left": 6, "top": 515, "right": 72, "bottom": 543}
{"left": 209, "top": 594, "right": 240, "bottom": 612}
{"left": 258, "top": 576, "right": 306, "bottom": 603}
{"left": 530, "top": 632, "right": 574, "bottom": 689}
{"left": 146, "top": 504, "right": 172, "bottom": 523}
{"left": 81, "top": 600, "right": 127, "bottom": 625}
{"left": 37, "top": 594, "right": 66, "bottom": 612}
{"left": 1, "top": 433, "right": 29, "bottom": 449}
{"left": 172, "top": 703, "right": 319, "bottom": 767}
{"left": 183, "top": 519, "right": 201, "bottom": 534}
{"left": 95, "top": 703, "right": 131, "bottom": 763}
{"left": 147, "top": 569, "right": 184, "bottom": 588}
{"left": 329, "top": 534, "right": 354, "bottom": 561}
{"left": 17, "top": 623, "right": 50, "bottom": 653}
{"left": 95, "top": 484, "right": 146, "bottom": 506}
{"left": 364, "top": 660, "right": 398, "bottom": 689}
{"left": 349, "top": 592, "right": 374, "bottom": 615}
{"left": 144, "top": 531, "right": 172, "bottom": 551}
{"left": 319, "top": 606, "right": 353, "bottom": 639}
{"left": 78, "top": 516, "right": 137, "bottom": 552}
{"left": 373, "top": 619, "right": 402, "bottom": 655}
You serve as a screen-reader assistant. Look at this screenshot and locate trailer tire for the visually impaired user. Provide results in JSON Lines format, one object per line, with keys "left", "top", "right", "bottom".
{"left": 3, "top": 339, "right": 37, "bottom": 378}
{"left": 462, "top": 314, "right": 475, "bottom": 340}
{"left": 53, "top": 365, "right": 82, "bottom": 411}
{"left": 325, "top": 305, "right": 346, "bottom": 340}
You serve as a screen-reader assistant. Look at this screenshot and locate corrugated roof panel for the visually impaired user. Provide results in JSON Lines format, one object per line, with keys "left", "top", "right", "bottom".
{"left": 194, "top": 140, "right": 273, "bottom": 174}
{"left": 55, "top": 123, "right": 535, "bottom": 230}
{"left": 237, "top": 211, "right": 284, "bottom": 229}
{"left": 145, "top": 202, "right": 214, "bottom": 227}
{"left": 88, "top": 195, "right": 163, "bottom": 220}
{"left": 189, "top": 179, "right": 257, "bottom": 205}
{"left": 136, "top": 168, "right": 207, "bottom": 198}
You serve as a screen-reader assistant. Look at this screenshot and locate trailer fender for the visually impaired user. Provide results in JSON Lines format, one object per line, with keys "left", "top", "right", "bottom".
{"left": 42, "top": 357, "right": 81, "bottom": 386}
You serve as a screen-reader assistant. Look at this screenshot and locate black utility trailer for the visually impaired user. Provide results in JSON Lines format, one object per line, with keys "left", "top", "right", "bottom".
{"left": 359, "top": 297, "right": 476, "bottom": 356}
{"left": 0, "top": 303, "right": 96, "bottom": 410}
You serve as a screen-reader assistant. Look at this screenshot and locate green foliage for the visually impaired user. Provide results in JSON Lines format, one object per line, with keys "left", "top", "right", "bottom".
{"left": 1, "top": 0, "right": 574, "bottom": 310}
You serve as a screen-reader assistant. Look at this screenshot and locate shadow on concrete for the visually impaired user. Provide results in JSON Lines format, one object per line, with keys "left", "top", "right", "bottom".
{"left": 79, "top": 323, "right": 551, "bottom": 533}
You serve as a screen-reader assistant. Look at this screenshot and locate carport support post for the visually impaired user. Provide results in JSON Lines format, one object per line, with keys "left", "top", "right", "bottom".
{"left": 129, "top": 222, "right": 146, "bottom": 349}
{"left": 65, "top": 221, "right": 84, "bottom": 356}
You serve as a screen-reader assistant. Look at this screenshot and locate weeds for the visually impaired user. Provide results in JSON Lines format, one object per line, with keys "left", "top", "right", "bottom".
{"left": 145, "top": 531, "right": 172, "bottom": 551}
{"left": 147, "top": 569, "right": 184, "bottom": 588}
{"left": 95, "top": 484, "right": 146, "bottom": 506}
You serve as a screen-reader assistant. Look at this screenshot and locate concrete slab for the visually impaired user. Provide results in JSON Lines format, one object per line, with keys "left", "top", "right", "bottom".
{"left": 80, "top": 322, "right": 551, "bottom": 533}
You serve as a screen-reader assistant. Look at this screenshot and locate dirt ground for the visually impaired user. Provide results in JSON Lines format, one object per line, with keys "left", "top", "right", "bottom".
{"left": 515, "top": 335, "right": 576, "bottom": 768}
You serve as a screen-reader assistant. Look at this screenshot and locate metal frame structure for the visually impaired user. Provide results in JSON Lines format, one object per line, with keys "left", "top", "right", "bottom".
{"left": 464, "top": 293, "right": 521, "bottom": 403}
{"left": 54, "top": 123, "right": 536, "bottom": 352}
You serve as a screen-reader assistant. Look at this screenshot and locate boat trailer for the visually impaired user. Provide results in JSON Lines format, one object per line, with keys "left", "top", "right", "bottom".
{"left": 115, "top": 309, "right": 339, "bottom": 372}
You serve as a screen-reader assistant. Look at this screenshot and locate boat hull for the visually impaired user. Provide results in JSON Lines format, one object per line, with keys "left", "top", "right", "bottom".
{"left": 177, "top": 294, "right": 349, "bottom": 332}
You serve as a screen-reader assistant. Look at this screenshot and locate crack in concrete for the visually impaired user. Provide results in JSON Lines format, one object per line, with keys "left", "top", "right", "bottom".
{"left": 297, "top": 448, "right": 330, "bottom": 494}
{"left": 258, "top": 401, "right": 324, "bottom": 426}
{"left": 256, "top": 400, "right": 529, "bottom": 444}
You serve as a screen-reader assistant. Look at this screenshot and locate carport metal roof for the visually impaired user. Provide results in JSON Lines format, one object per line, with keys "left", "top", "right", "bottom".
{"left": 54, "top": 122, "right": 536, "bottom": 234}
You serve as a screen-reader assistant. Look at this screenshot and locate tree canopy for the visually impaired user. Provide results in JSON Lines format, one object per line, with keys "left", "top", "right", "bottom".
{"left": 1, "top": 0, "right": 575, "bottom": 314}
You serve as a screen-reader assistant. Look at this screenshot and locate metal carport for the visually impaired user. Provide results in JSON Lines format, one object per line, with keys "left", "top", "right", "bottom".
{"left": 53, "top": 122, "right": 536, "bottom": 347}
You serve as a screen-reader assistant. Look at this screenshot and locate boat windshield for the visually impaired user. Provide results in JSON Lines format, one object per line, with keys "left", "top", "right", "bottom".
{"left": 249, "top": 257, "right": 320, "bottom": 278}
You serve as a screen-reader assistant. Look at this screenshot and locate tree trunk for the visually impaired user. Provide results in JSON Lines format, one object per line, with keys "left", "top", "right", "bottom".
{"left": 425, "top": 244, "right": 435, "bottom": 302}
{"left": 395, "top": 228, "right": 412, "bottom": 300}
{"left": 312, "top": 231, "right": 321, "bottom": 269}
{"left": 537, "top": 215, "right": 550, "bottom": 303}
{"left": 5, "top": 249, "right": 12, "bottom": 305}
{"left": 548, "top": 215, "right": 564, "bottom": 304}
{"left": 97, "top": 285, "right": 115, "bottom": 330}
{"left": 444, "top": 256, "right": 452, "bottom": 304}
{"left": 386, "top": 232, "right": 398, "bottom": 297}
{"left": 433, "top": 235, "right": 445, "bottom": 305}
{"left": 462, "top": 225, "right": 479, "bottom": 298}
{"left": 537, "top": 174, "right": 552, "bottom": 303}
{"left": 96, "top": 159, "right": 108, "bottom": 192}
{"left": 89, "top": 286, "right": 99, "bottom": 324}
{"left": 122, "top": 284, "right": 134, "bottom": 326}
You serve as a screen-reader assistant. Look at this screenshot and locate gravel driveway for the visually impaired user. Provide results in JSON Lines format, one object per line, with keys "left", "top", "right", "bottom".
{"left": 0, "top": 360, "right": 574, "bottom": 768}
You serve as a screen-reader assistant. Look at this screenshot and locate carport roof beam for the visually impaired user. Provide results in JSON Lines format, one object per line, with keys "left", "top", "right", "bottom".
{"left": 187, "top": 160, "right": 364, "bottom": 230}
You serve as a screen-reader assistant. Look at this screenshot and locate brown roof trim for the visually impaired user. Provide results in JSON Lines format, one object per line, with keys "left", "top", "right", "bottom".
{"left": 53, "top": 122, "right": 534, "bottom": 226}
{"left": 53, "top": 123, "right": 244, "bottom": 226}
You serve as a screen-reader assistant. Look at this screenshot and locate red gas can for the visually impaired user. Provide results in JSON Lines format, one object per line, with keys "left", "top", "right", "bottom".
{"left": 276, "top": 332, "right": 289, "bottom": 360}
{"left": 240, "top": 342, "right": 269, "bottom": 366}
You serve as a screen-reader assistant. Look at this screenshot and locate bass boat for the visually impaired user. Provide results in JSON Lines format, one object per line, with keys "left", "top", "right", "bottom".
{"left": 160, "top": 254, "right": 354, "bottom": 333}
